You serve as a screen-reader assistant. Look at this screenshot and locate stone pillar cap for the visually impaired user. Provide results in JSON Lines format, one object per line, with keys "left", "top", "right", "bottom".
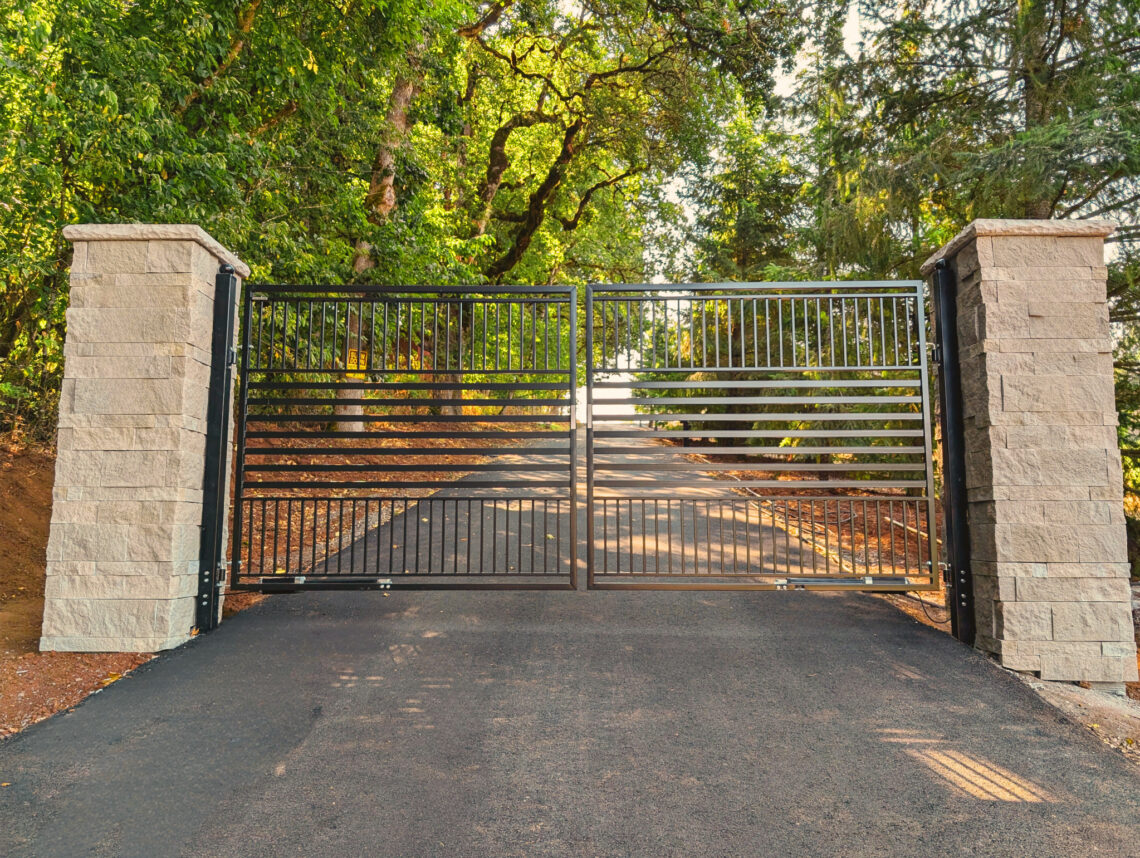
{"left": 919, "top": 218, "right": 1115, "bottom": 276}
{"left": 63, "top": 223, "right": 251, "bottom": 278}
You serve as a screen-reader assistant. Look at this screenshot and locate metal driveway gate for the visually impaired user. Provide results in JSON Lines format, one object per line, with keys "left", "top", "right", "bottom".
{"left": 223, "top": 280, "right": 939, "bottom": 597}
{"left": 585, "top": 282, "right": 939, "bottom": 590}
{"left": 230, "top": 285, "right": 577, "bottom": 592}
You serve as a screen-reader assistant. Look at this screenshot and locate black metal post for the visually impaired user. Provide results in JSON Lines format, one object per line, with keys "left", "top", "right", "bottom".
{"left": 195, "top": 265, "right": 239, "bottom": 632}
{"left": 932, "top": 258, "right": 975, "bottom": 644}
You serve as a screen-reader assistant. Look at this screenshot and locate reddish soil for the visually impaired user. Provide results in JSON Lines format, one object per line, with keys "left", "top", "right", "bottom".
{"left": 0, "top": 443, "right": 150, "bottom": 738}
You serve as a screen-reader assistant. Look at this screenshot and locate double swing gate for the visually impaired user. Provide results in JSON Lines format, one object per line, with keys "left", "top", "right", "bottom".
{"left": 222, "top": 281, "right": 938, "bottom": 596}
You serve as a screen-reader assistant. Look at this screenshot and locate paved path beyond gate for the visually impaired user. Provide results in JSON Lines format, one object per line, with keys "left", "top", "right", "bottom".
{"left": 2, "top": 589, "right": 1138, "bottom": 857}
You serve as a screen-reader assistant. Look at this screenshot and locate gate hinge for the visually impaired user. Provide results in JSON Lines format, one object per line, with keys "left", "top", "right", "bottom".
{"left": 931, "top": 343, "right": 943, "bottom": 365}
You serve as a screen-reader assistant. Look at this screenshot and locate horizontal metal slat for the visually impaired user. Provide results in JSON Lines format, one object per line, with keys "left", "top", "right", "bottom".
{"left": 252, "top": 284, "right": 575, "bottom": 296}
{"left": 592, "top": 478, "right": 926, "bottom": 489}
{"left": 588, "top": 280, "right": 921, "bottom": 293}
{"left": 247, "top": 413, "right": 572, "bottom": 424}
{"left": 244, "top": 446, "right": 571, "bottom": 457}
{"left": 590, "top": 445, "right": 925, "bottom": 456}
{"left": 592, "top": 462, "right": 926, "bottom": 472}
{"left": 244, "top": 463, "right": 571, "bottom": 473}
{"left": 247, "top": 430, "right": 571, "bottom": 440}
{"left": 592, "top": 429, "right": 924, "bottom": 438}
{"left": 591, "top": 379, "right": 921, "bottom": 389}
{"left": 251, "top": 368, "right": 574, "bottom": 376}
{"left": 597, "top": 395, "right": 919, "bottom": 406}
{"left": 248, "top": 381, "right": 572, "bottom": 391}
{"left": 248, "top": 396, "right": 572, "bottom": 408}
{"left": 242, "top": 479, "right": 573, "bottom": 490}
{"left": 591, "top": 366, "right": 919, "bottom": 374}
{"left": 590, "top": 412, "right": 923, "bottom": 423}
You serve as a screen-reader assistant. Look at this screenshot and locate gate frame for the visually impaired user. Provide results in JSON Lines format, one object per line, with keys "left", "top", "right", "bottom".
{"left": 227, "top": 284, "right": 579, "bottom": 593}
{"left": 583, "top": 281, "right": 941, "bottom": 591}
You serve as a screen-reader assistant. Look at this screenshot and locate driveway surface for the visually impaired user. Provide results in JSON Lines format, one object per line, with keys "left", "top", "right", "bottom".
{"left": 2, "top": 588, "right": 1139, "bottom": 857}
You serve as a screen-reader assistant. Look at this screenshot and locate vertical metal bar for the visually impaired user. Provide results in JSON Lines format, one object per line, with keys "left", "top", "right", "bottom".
{"left": 891, "top": 296, "right": 900, "bottom": 367}
{"left": 492, "top": 499, "right": 499, "bottom": 575}
{"left": 402, "top": 498, "right": 409, "bottom": 574}
{"left": 932, "top": 263, "right": 972, "bottom": 639}
{"left": 828, "top": 297, "right": 835, "bottom": 368}
{"left": 229, "top": 281, "right": 254, "bottom": 590}
{"left": 349, "top": 498, "right": 357, "bottom": 576}
{"left": 258, "top": 499, "right": 267, "bottom": 578}
{"left": 879, "top": 296, "right": 888, "bottom": 366}
{"left": 815, "top": 298, "right": 823, "bottom": 367}
{"left": 745, "top": 499, "right": 752, "bottom": 572}
{"left": 823, "top": 500, "right": 830, "bottom": 575}
{"left": 427, "top": 497, "right": 435, "bottom": 575}
{"left": 752, "top": 298, "right": 759, "bottom": 368}
{"left": 688, "top": 299, "right": 694, "bottom": 368}
{"left": 738, "top": 296, "right": 746, "bottom": 369}
{"left": 777, "top": 299, "right": 784, "bottom": 367}
{"left": 585, "top": 285, "right": 595, "bottom": 587}
{"left": 809, "top": 500, "right": 817, "bottom": 574}
{"left": 731, "top": 499, "right": 738, "bottom": 574}
{"left": 789, "top": 298, "right": 797, "bottom": 366}
{"left": 640, "top": 498, "right": 647, "bottom": 575}
{"left": 700, "top": 300, "right": 707, "bottom": 366}
{"left": 678, "top": 500, "right": 685, "bottom": 576}
{"left": 714, "top": 298, "right": 721, "bottom": 367}
{"left": 388, "top": 500, "right": 394, "bottom": 574}
{"left": 840, "top": 298, "right": 848, "bottom": 367}
{"left": 652, "top": 298, "right": 661, "bottom": 366}
{"left": 196, "top": 266, "right": 238, "bottom": 631}
{"left": 568, "top": 288, "right": 578, "bottom": 588}
{"left": 719, "top": 500, "right": 726, "bottom": 574}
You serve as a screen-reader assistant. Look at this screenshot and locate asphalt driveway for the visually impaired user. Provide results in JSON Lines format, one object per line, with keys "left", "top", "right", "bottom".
{"left": 2, "top": 587, "right": 1138, "bottom": 857}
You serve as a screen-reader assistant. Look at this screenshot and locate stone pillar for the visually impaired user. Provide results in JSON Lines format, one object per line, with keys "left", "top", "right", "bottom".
{"left": 921, "top": 219, "right": 1137, "bottom": 684}
{"left": 40, "top": 225, "right": 248, "bottom": 652}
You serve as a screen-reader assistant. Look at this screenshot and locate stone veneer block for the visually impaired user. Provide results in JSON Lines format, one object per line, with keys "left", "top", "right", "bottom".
{"left": 921, "top": 219, "right": 1137, "bottom": 683}
{"left": 40, "top": 225, "right": 248, "bottom": 652}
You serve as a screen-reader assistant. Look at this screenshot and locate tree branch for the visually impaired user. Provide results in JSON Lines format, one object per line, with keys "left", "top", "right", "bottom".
{"left": 458, "top": 0, "right": 514, "bottom": 38}
{"left": 177, "top": 0, "right": 262, "bottom": 115}
{"left": 486, "top": 118, "right": 585, "bottom": 281}
{"left": 251, "top": 100, "right": 298, "bottom": 137}
{"left": 556, "top": 168, "right": 641, "bottom": 231}
{"left": 473, "top": 109, "right": 559, "bottom": 235}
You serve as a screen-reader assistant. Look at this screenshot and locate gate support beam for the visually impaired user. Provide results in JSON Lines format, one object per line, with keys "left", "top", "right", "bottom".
{"left": 41, "top": 225, "right": 247, "bottom": 652}
{"left": 921, "top": 219, "right": 1137, "bottom": 685}
{"left": 932, "top": 259, "right": 974, "bottom": 644}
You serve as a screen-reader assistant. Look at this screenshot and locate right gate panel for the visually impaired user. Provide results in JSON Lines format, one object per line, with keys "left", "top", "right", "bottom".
{"left": 585, "top": 282, "right": 938, "bottom": 590}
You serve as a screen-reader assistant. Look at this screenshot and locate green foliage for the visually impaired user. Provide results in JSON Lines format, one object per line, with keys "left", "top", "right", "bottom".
{"left": 678, "top": 1, "right": 1140, "bottom": 504}
{"left": 0, "top": 0, "right": 808, "bottom": 438}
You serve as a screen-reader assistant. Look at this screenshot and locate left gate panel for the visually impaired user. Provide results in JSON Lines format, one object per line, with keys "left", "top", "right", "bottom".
{"left": 230, "top": 285, "right": 577, "bottom": 591}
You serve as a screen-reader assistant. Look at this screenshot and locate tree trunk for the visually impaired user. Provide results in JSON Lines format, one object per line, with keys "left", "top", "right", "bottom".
{"left": 334, "top": 387, "right": 365, "bottom": 434}
{"left": 353, "top": 75, "right": 419, "bottom": 273}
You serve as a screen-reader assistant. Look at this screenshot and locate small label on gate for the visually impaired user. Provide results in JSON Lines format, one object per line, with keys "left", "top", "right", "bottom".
{"left": 346, "top": 348, "right": 367, "bottom": 380}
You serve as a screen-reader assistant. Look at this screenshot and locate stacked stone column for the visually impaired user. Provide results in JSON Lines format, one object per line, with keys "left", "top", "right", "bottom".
{"left": 922, "top": 219, "right": 1137, "bottom": 684}
{"left": 40, "top": 225, "right": 247, "bottom": 652}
